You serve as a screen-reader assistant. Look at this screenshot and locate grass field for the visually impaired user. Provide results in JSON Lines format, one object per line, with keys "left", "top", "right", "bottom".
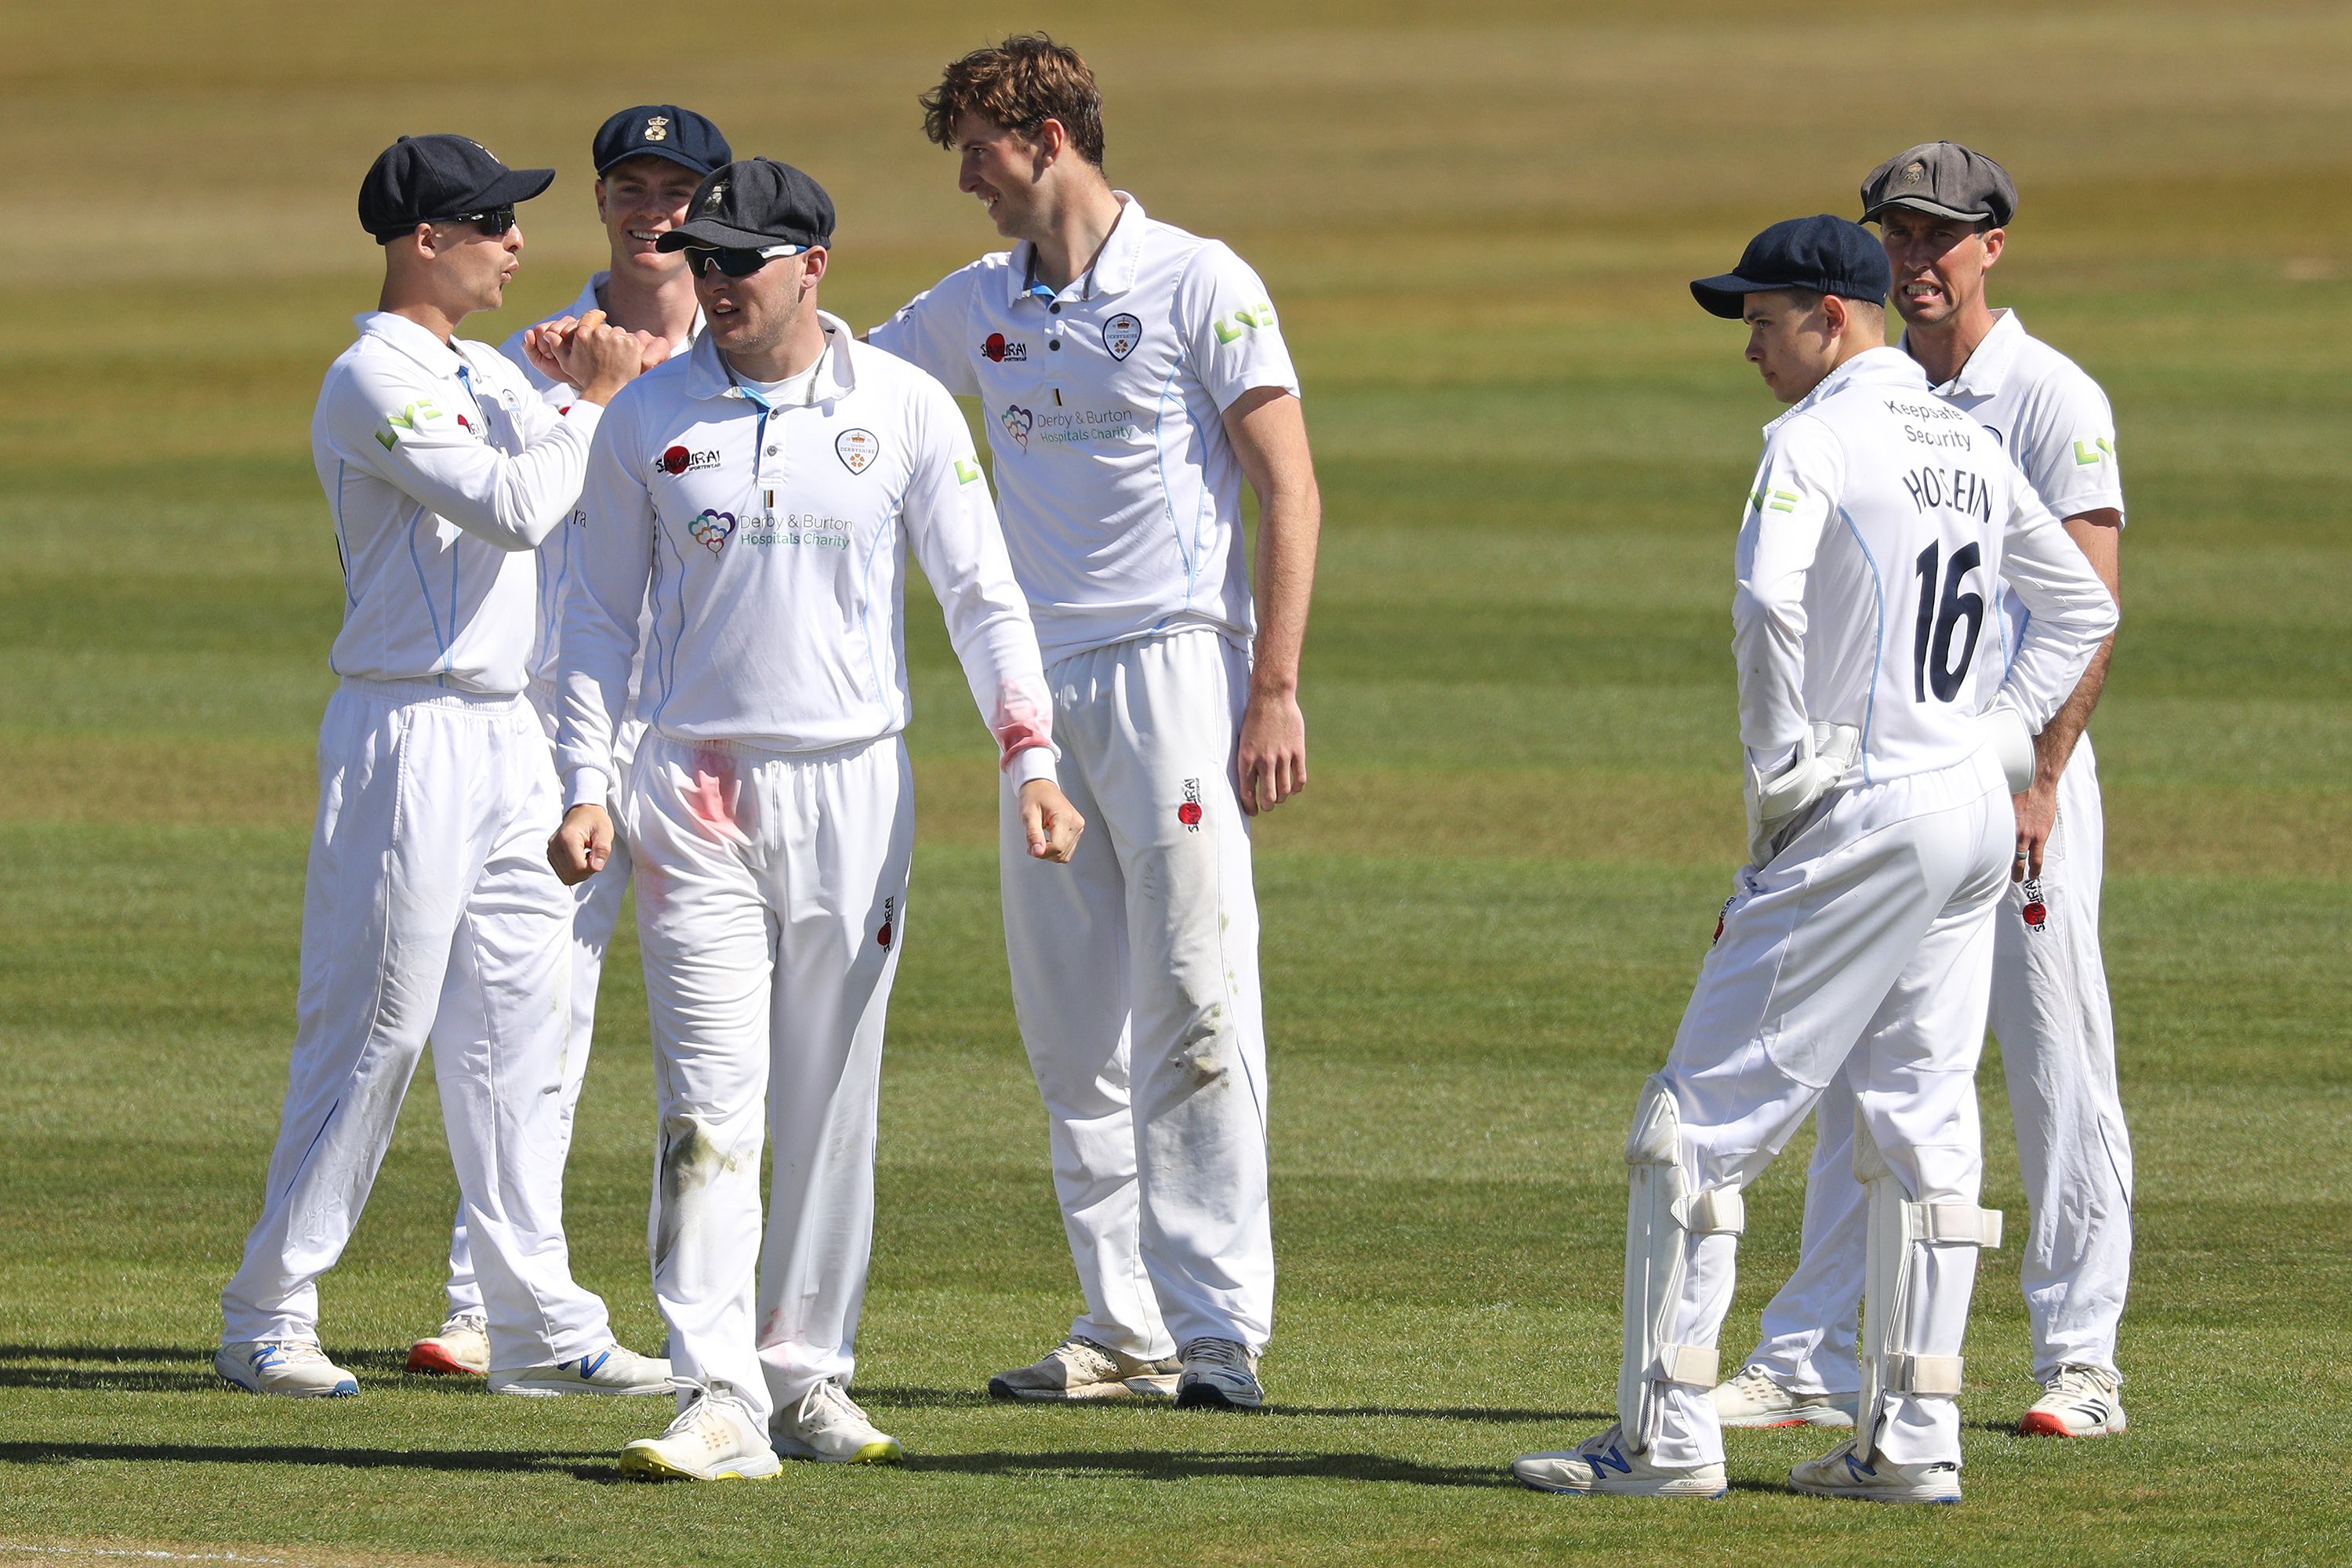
{"left": 3, "top": 2, "right": 2348, "bottom": 1564}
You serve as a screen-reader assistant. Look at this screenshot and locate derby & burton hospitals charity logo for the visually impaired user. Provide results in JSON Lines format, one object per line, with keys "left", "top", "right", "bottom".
{"left": 1102, "top": 312, "right": 1142, "bottom": 361}
{"left": 1000, "top": 403, "right": 1033, "bottom": 449}
{"left": 836, "top": 429, "right": 879, "bottom": 474}
{"left": 688, "top": 508, "right": 736, "bottom": 554}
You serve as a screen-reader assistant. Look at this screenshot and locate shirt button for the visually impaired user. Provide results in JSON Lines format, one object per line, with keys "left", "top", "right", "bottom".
{"left": 1050, "top": 303, "right": 1062, "bottom": 314}
{"left": 767, "top": 445, "right": 779, "bottom": 455}
{"left": 1049, "top": 340, "right": 1062, "bottom": 351}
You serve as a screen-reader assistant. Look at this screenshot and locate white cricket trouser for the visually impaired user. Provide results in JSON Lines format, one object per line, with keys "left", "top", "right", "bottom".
{"left": 1000, "top": 628, "right": 1273, "bottom": 1359}
{"left": 1744, "top": 734, "right": 2133, "bottom": 1388}
{"left": 1638, "top": 748, "right": 2010, "bottom": 1469}
{"left": 220, "top": 679, "right": 614, "bottom": 1366}
{"left": 444, "top": 695, "right": 644, "bottom": 1317}
{"left": 626, "top": 729, "right": 911, "bottom": 1428}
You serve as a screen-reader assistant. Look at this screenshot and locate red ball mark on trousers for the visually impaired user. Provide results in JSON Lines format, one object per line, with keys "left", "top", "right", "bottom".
{"left": 2022, "top": 902, "right": 2048, "bottom": 927}
{"left": 876, "top": 923, "right": 893, "bottom": 948}
{"left": 1178, "top": 802, "right": 1203, "bottom": 827}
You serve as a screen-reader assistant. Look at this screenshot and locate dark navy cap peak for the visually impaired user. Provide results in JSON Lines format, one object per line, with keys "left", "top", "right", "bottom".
{"left": 593, "top": 105, "right": 732, "bottom": 179}
{"left": 1690, "top": 215, "right": 1892, "bottom": 318}
{"left": 359, "top": 134, "right": 554, "bottom": 242}
{"left": 658, "top": 159, "right": 836, "bottom": 252}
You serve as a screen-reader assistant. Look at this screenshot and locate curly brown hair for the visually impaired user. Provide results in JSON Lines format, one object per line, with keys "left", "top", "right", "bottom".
{"left": 920, "top": 34, "right": 1105, "bottom": 167}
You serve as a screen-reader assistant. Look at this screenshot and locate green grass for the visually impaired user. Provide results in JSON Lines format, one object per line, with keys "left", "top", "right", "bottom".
{"left": 3, "top": 2, "right": 2350, "bottom": 1564}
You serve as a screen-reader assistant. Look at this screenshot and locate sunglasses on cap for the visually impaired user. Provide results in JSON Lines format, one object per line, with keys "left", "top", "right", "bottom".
{"left": 445, "top": 207, "right": 518, "bottom": 237}
{"left": 681, "top": 243, "right": 807, "bottom": 278}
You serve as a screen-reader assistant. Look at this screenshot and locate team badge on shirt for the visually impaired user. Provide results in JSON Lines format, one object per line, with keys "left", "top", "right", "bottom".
{"left": 1102, "top": 313, "right": 1142, "bottom": 361}
{"left": 688, "top": 508, "right": 736, "bottom": 555}
{"left": 836, "top": 429, "right": 879, "bottom": 474}
{"left": 1000, "top": 403, "right": 1034, "bottom": 449}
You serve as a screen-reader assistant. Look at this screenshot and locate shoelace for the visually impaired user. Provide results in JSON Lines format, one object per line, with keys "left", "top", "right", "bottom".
{"left": 1184, "top": 1338, "right": 1250, "bottom": 1373}
{"left": 800, "top": 1379, "right": 870, "bottom": 1427}
{"left": 256, "top": 1341, "right": 332, "bottom": 1367}
{"left": 437, "top": 1313, "right": 486, "bottom": 1338}
{"left": 1729, "top": 1365, "right": 1781, "bottom": 1399}
{"left": 1060, "top": 1338, "right": 1124, "bottom": 1380}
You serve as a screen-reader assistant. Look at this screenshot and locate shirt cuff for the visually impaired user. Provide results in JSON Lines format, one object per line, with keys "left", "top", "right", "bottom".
{"left": 564, "top": 767, "right": 611, "bottom": 811}
{"left": 1006, "top": 744, "right": 1058, "bottom": 788}
{"left": 561, "top": 397, "right": 608, "bottom": 433}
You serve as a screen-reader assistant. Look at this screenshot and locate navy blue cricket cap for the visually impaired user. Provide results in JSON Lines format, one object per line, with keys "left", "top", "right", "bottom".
{"left": 1690, "top": 215, "right": 1893, "bottom": 318}
{"left": 593, "top": 105, "right": 732, "bottom": 178}
{"left": 658, "top": 159, "right": 836, "bottom": 252}
{"left": 359, "top": 135, "right": 554, "bottom": 242}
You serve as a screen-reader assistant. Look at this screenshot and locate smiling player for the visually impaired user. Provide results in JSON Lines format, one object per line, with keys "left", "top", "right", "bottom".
{"left": 870, "top": 34, "right": 1323, "bottom": 1411}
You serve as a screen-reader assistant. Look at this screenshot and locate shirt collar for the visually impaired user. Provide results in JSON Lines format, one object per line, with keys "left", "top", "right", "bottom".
{"left": 568, "top": 270, "right": 702, "bottom": 358}
{"left": 1902, "top": 307, "right": 2023, "bottom": 397}
{"left": 1761, "top": 346, "right": 1928, "bottom": 435}
{"left": 354, "top": 310, "right": 466, "bottom": 377}
{"left": 684, "top": 309, "right": 858, "bottom": 405}
{"left": 1004, "top": 191, "right": 1148, "bottom": 307}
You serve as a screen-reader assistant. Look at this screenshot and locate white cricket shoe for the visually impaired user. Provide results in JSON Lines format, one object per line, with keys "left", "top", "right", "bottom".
{"left": 1174, "top": 1338, "right": 1263, "bottom": 1410}
{"left": 989, "top": 1337, "right": 1180, "bottom": 1402}
{"left": 489, "top": 1344, "right": 671, "bottom": 1397}
{"left": 2019, "top": 1364, "right": 2128, "bottom": 1437}
{"left": 1512, "top": 1425, "right": 1726, "bottom": 1497}
{"left": 1712, "top": 1364, "right": 1857, "bottom": 1428}
{"left": 771, "top": 1379, "right": 903, "bottom": 1464}
{"left": 1788, "top": 1439, "right": 1962, "bottom": 1503}
{"left": 620, "top": 1391, "right": 780, "bottom": 1483}
{"left": 406, "top": 1312, "right": 488, "bottom": 1377}
{"left": 216, "top": 1341, "right": 359, "bottom": 1399}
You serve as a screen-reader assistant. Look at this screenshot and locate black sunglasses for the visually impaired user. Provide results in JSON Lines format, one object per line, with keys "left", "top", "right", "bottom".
{"left": 681, "top": 243, "right": 806, "bottom": 278}
{"left": 448, "top": 207, "right": 518, "bottom": 237}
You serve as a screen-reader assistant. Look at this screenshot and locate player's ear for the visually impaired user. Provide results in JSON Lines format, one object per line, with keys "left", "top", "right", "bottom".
{"left": 1979, "top": 226, "right": 2005, "bottom": 270}
{"left": 1032, "top": 117, "right": 1067, "bottom": 170}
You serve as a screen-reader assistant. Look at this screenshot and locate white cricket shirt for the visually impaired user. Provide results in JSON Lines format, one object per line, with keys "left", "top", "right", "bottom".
{"left": 867, "top": 194, "right": 1300, "bottom": 666}
{"left": 556, "top": 314, "right": 1056, "bottom": 808}
{"left": 312, "top": 310, "right": 601, "bottom": 695}
{"left": 499, "top": 272, "right": 699, "bottom": 689}
{"left": 1734, "top": 348, "right": 2118, "bottom": 786}
{"left": 1903, "top": 310, "right": 2125, "bottom": 699}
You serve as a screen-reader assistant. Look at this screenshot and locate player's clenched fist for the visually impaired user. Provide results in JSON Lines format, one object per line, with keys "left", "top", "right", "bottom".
{"left": 1018, "top": 779, "right": 1084, "bottom": 863}
{"left": 547, "top": 309, "right": 666, "bottom": 405}
{"left": 549, "top": 802, "right": 615, "bottom": 885}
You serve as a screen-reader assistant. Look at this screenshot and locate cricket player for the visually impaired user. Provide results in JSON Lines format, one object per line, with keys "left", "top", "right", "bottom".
{"left": 1715, "top": 143, "right": 2135, "bottom": 1440}
{"left": 216, "top": 134, "right": 670, "bottom": 1399}
{"left": 550, "top": 158, "right": 1082, "bottom": 1480}
{"left": 868, "top": 33, "right": 1319, "bottom": 1412}
{"left": 1511, "top": 216, "right": 2116, "bottom": 1501}
{"left": 409, "top": 103, "right": 731, "bottom": 1382}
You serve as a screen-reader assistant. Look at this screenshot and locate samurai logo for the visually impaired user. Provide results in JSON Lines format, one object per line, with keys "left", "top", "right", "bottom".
{"left": 982, "top": 332, "right": 1028, "bottom": 362}
{"left": 1102, "top": 312, "right": 1142, "bottom": 360}
{"left": 835, "top": 428, "right": 879, "bottom": 474}
{"left": 1000, "top": 403, "right": 1033, "bottom": 449}
{"left": 877, "top": 896, "right": 895, "bottom": 949}
{"left": 1178, "top": 778, "right": 1203, "bottom": 831}
{"left": 2020, "top": 876, "right": 2049, "bottom": 931}
{"left": 656, "top": 445, "right": 720, "bottom": 476}
{"left": 1712, "top": 894, "right": 1736, "bottom": 946}
{"left": 688, "top": 508, "right": 736, "bottom": 555}
{"left": 644, "top": 115, "right": 670, "bottom": 143}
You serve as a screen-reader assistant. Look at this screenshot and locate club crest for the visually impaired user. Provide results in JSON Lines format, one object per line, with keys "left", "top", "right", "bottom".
{"left": 1000, "top": 403, "right": 1033, "bottom": 449}
{"left": 1102, "top": 312, "right": 1142, "bottom": 360}
{"left": 836, "top": 428, "right": 879, "bottom": 474}
{"left": 644, "top": 115, "right": 670, "bottom": 143}
{"left": 688, "top": 508, "right": 736, "bottom": 555}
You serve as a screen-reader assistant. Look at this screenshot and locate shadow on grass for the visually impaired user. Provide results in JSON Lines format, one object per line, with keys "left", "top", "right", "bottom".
{"left": 856, "top": 1386, "right": 1606, "bottom": 1426}
{"left": 898, "top": 1448, "right": 1520, "bottom": 1488}
{"left": 0, "top": 1343, "right": 479, "bottom": 1394}
{"left": 0, "top": 1441, "right": 606, "bottom": 1475}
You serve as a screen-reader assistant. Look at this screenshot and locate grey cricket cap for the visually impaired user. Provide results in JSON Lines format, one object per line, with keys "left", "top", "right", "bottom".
{"left": 1860, "top": 141, "right": 2018, "bottom": 227}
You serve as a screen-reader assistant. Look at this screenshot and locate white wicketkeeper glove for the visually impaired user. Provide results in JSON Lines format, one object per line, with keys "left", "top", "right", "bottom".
{"left": 1744, "top": 721, "right": 1862, "bottom": 868}
{"left": 1980, "top": 701, "right": 2037, "bottom": 794}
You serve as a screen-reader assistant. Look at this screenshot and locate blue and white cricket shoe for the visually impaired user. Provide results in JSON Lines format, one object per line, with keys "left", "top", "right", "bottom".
{"left": 1788, "top": 1439, "right": 1962, "bottom": 1503}
{"left": 216, "top": 1340, "right": 360, "bottom": 1398}
{"left": 1512, "top": 1424, "right": 1727, "bottom": 1497}
{"left": 489, "top": 1343, "right": 671, "bottom": 1397}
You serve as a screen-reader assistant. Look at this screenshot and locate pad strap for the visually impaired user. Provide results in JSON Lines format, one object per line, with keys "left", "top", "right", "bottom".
{"left": 1682, "top": 1188, "right": 1745, "bottom": 1235}
{"left": 1655, "top": 1343, "right": 1719, "bottom": 1388}
{"left": 1910, "top": 1203, "right": 2002, "bottom": 1247}
{"left": 1878, "top": 1352, "right": 1965, "bottom": 1396}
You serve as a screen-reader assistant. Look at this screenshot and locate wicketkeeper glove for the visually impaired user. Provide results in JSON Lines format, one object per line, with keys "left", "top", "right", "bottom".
{"left": 1744, "top": 721, "right": 1863, "bottom": 868}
